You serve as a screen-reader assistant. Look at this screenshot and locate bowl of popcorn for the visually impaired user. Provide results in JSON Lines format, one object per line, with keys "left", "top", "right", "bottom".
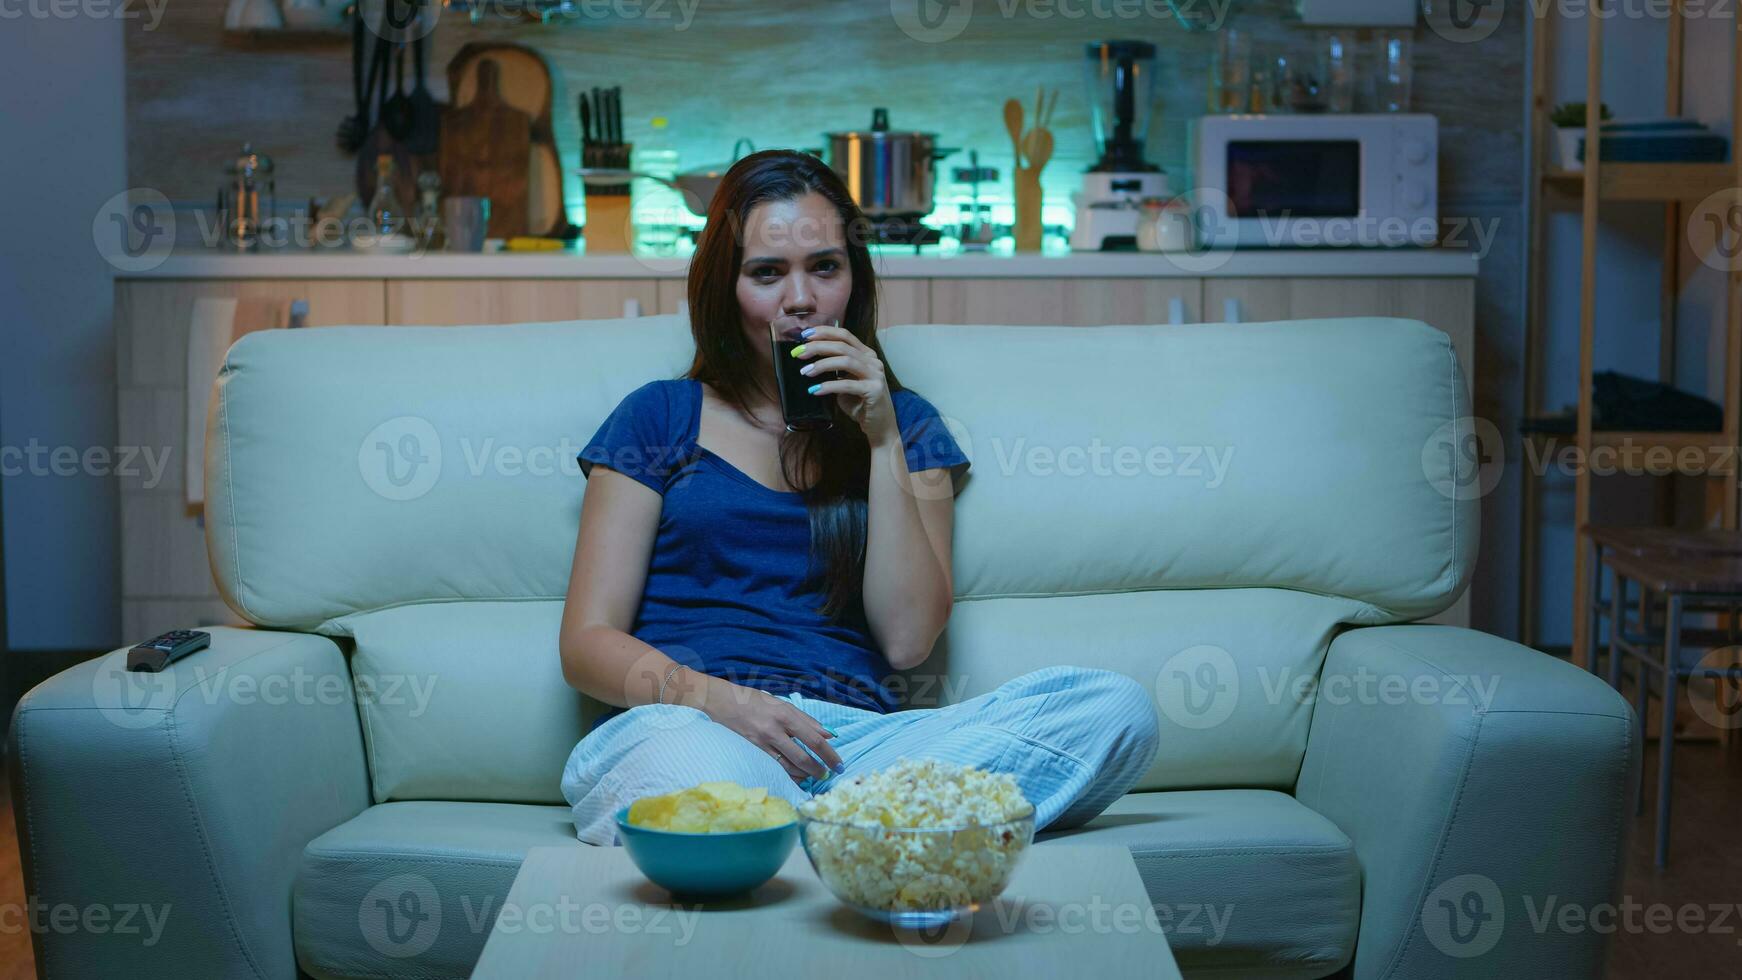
{"left": 616, "top": 781, "right": 799, "bottom": 898}
{"left": 797, "top": 758, "right": 1036, "bottom": 928}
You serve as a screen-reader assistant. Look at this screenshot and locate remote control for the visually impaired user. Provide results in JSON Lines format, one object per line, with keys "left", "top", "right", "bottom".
{"left": 126, "top": 629, "right": 211, "bottom": 672}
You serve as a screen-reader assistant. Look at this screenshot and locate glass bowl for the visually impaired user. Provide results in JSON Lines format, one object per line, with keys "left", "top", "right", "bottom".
{"left": 797, "top": 808, "right": 1036, "bottom": 928}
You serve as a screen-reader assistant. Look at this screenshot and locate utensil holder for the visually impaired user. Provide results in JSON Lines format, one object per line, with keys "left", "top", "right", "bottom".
{"left": 1013, "top": 166, "right": 1042, "bottom": 252}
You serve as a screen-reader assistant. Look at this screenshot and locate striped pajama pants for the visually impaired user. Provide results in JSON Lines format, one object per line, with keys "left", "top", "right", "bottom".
{"left": 560, "top": 664, "right": 1162, "bottom": 847}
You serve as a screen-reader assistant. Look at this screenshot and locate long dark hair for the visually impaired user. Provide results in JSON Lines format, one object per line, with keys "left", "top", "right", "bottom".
{"left": 683, "top": 149, "right": 907, "bottom": 623}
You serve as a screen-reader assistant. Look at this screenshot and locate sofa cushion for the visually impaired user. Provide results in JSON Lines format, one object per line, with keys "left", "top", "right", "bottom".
{"left": 344, "top": 599, "right": 599, "bottom": 804}
{"left": 293, "top": 801, "right": 573, "bottom": 980}
{"left": 1037, "top": 789, "right": 1359, "bottom": 979}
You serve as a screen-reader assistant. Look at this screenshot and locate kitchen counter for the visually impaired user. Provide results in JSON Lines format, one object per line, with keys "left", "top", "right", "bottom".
{"left": 121, "top": 245, "right": 1480, "bottom": 280}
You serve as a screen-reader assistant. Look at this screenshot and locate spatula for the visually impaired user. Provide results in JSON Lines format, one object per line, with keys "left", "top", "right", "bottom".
{"left": 1004, "top": 98, "right": 1025, "bottom": 169}
{"left": 405, "top": 34, "right": 440, "bottom": 155}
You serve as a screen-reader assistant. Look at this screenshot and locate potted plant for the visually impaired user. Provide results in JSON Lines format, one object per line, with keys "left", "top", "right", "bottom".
{"left": 1549, "top": 102, "right": 1613, "bottom": 172}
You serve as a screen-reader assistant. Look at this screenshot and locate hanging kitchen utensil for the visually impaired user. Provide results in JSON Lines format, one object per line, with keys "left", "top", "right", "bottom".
{"left": 336, "top": 8, "right": 368, "bottom": 153}
{"left": 354, "top": 6, "right": 414, "bottom": 209}
{"left": 406, "top": 33, "right": 441, "bottom": 155}
{"left": 381, "top": 42, "right": 413, "bottom": 141}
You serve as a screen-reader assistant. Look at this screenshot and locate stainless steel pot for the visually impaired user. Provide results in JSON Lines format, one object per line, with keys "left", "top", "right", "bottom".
{"left": 809, "top": 108, "right": 959, "bottom": 219}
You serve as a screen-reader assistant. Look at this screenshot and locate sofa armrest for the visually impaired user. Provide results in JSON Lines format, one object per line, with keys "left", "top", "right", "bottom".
{"left": 1295, "top": 625, "right": 1637, "bottom": 980}
{"left": 7, "top": 626, "right": 370, "bottom": 979}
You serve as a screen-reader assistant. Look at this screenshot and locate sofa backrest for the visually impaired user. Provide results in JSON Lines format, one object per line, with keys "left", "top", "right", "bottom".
{"left": 205, "top": 315, "right": 1474, "bottom": 804}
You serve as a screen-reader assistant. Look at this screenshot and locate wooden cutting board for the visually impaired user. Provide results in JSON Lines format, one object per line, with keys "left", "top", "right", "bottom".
{"left": 444, "top": 42, "right": 572, "bottom": 239}
{"left": 438, "top": 57, "right": 533, "bottom": 239}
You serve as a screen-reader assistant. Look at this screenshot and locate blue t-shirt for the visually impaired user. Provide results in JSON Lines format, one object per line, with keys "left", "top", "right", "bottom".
{"left": 577, "top": 377, "right": 970, "bottom": 733}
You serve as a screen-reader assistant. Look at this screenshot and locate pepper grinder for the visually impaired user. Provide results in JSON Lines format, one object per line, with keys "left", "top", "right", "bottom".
{"left": 219, "top": 142, "right": 275, "bottom": 251}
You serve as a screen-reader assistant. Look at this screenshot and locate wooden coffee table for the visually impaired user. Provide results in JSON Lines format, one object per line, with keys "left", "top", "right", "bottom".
{"left": 472, "top": 843, "right": 1181, "bottom": 978}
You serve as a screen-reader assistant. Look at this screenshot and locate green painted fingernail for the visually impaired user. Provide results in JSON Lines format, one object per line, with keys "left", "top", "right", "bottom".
{"left": 790, "top": 344, "right": 806, "bottom": 357}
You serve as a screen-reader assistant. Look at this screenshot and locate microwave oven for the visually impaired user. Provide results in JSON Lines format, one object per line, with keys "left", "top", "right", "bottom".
{"left": 1191, "top": 114, "right": 1438, "bottom": 248}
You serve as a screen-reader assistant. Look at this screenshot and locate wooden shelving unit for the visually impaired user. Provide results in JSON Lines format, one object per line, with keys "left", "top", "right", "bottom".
{"left": 1520, "top": 4, "right": 1742, "bottom": 659}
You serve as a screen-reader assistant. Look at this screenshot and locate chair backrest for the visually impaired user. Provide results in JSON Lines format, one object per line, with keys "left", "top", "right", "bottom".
{"left": 204, "top": 315, "right": 1474, "bottom": 803}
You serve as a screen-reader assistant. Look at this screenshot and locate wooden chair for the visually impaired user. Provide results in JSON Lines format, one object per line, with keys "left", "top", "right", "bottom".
{"left": 1596, "top": 540, "right": 1742, "bottom": 867}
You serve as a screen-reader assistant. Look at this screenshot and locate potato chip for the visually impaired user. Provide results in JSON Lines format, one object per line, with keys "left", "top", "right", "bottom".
{"left": 626, "top": 781, "right": 797, "bottom": 832}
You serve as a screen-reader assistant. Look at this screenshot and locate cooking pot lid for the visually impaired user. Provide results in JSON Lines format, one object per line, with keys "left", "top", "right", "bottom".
{"left": 825, "top": 106, "right": 936, "bottom": 140}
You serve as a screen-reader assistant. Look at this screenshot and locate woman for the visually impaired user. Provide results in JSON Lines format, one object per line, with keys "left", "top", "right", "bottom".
{"left": 559, "top": 149, "right": 1159, "bottom": 846}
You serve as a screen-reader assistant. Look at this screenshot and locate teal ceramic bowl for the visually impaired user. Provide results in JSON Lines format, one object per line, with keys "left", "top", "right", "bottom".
{"left": 614, "top": 806, "right": 799, "bottom": 898}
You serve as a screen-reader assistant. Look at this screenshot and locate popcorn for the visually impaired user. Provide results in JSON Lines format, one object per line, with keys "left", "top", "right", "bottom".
{"left": 799, "top": 758, "right": 1034, "bottom": 913}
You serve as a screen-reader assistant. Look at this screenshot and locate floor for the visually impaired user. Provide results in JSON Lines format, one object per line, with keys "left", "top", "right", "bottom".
{"left": 0, "top": 742, "right": 1733, "bottom": 978}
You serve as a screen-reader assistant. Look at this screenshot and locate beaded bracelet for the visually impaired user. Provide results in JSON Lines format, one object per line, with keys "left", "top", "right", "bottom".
{"left": 657, "top": 663, "right": 688, "bottom": 705}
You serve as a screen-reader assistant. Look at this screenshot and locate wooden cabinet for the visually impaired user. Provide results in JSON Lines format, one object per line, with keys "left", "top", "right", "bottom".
{"left": 1203, "top": 277, "right": 1475, "bottom": 384}
{"left": 930, "top": 277, "right": 1200, "bottom": 326}
{"left": 657, "top": 278, "right": 931, "bottom": 332}
{"left": 386, "top": 279, "right": 659, "bottom": 325}
{"left": 115, "top": 279, "right": 386, "bottom": 640}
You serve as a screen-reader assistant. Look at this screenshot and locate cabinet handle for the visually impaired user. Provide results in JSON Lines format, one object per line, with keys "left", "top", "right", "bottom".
{"left": 1223, "top": 297, "right": 1241, "bottom": 324}
{"left": 622, "top": 298, "right": 643, "bottom": 318}
{"left": 1167, "top": 296, "right": 1186, "bottom": 325}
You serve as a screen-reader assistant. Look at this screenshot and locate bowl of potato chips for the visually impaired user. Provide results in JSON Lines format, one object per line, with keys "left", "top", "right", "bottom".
{"left": 614, "top": 781, "right": 800, "bottom": 898}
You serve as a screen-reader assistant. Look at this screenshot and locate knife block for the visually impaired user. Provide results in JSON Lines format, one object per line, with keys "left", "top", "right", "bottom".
{"left": 582, "top": 180, "right": 633, "bottom": 254}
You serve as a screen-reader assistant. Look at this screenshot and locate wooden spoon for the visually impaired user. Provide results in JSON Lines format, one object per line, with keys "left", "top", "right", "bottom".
{"left": 1025, "top": 127, "right": 1054, "bottom": 173}
{"left": 1004, "top": 98, "right": 1025, "bottom": 170}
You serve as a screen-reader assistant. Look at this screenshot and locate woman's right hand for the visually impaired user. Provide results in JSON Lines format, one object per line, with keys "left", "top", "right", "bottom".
{"left": 699, "top": 675, "right": 843, "bottom": 784}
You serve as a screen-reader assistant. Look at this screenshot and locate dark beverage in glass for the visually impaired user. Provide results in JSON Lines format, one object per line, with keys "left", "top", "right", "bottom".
{"left": 771, "top": 317, "right": 841, "bottom": 431}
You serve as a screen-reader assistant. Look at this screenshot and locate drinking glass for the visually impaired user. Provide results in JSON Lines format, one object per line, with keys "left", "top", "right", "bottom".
{"left": 1374, "top": 32, "right": 1413, "bottom": 112}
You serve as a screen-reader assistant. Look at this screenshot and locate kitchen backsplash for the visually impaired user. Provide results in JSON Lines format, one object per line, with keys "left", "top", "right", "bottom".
{"left": 128, "top": 0, "right": 1524, "bottom": 232}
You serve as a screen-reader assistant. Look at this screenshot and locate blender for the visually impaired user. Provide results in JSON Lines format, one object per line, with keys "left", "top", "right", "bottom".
{"left": 1069, "top": 40, "right": 1170, "bottom": 251}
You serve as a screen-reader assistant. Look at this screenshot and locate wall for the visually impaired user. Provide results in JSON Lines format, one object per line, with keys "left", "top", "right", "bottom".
{"left": 0, "top": 12, "right": 126, "bottom": 651}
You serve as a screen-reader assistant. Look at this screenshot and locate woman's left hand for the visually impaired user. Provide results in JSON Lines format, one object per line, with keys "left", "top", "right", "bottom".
{"left": 786, "top": 320, "right": 898, "bottom": 446}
